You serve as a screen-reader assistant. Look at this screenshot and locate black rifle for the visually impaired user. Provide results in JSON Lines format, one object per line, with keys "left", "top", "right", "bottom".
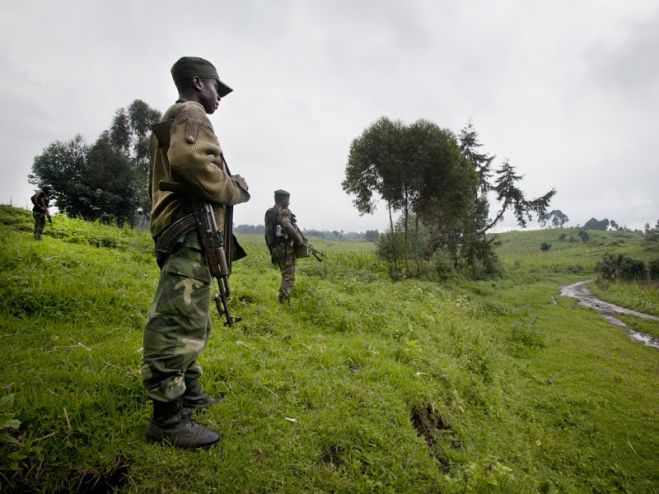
{"left": 294, "top": 225, "right": 325, "bottom": 262}
{"left": 308, "top": 244, "right": 325, "bottom": 262}
{"left": 159, "top": 180, "right": 240, "bottom": 327}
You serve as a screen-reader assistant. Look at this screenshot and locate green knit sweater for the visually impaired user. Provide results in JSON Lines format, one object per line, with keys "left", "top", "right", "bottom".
{"left": 148, "top": 100, "right": 249, "bottom": 239}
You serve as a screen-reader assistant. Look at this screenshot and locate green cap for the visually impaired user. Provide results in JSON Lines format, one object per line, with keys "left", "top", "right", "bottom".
{"left": 274, "top": 189, "right": 290, "bottom": 198}
{"left": 171, "top": 56, "right": 233, "bottom": 97}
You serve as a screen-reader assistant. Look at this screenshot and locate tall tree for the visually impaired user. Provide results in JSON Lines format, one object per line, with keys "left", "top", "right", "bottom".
{"left": 343, "top": 117, "right": 407, "bottom": 269}
{"left": 30, "top": 99, "right": 161, "bottom": 224}
{"left": 548, "top": 209, "right": 569, "bottom": 227}
{"left": 344, "top": 117, "right": 556, "bottom": 279}
{"left": 29, "top": 135, "right": 89, "bottom": 217}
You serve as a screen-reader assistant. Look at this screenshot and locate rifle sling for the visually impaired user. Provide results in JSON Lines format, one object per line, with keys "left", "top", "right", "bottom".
{"left": 154, "top": 213, "right": 199, "bottom": 268}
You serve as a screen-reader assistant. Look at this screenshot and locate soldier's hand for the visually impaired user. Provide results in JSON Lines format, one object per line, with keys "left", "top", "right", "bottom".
{"left": 233, "top": 175, "right": 249, "bottom": 191}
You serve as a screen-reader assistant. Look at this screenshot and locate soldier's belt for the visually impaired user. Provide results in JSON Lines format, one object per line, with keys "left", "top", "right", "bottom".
{"left": 154, "top": 213, "right": 199, "bottom": 267}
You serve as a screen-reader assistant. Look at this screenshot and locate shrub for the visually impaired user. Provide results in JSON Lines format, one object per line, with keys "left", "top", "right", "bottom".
{"left": 649, "top": 259, "right": 659, "bottom": 280}
{"left": 540, "top": 242, "right": 551, "bottom": 252}
{"left": 596, "top": 253, "right": 647, "bottom": 281}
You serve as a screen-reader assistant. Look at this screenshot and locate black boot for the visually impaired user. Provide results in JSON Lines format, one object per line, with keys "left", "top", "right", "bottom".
{"left": 182, "top": 379, "right": 219, "bottom": 415}
{"left": 146, "top": 399, "right": 220, "bottom": 449}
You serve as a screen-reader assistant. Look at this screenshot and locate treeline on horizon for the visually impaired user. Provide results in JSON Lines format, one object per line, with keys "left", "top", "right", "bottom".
{"left": 234, "top": 224, "right": 380, "bottom": 242}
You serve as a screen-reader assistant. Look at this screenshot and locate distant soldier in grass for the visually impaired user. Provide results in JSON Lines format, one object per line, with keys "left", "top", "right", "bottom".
{"left": 30, "top": 184, "right": 52, "bottom": 240}
{"left": 142, "top": 57, "right": 250, "bottom": 449}
{"left": 265, "top": 190, "right": 305, "bottom": 303}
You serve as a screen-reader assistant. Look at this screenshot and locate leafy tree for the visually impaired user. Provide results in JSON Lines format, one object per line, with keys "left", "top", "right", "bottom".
{"left": 364, "top": 230, "right": 379, "bottom": 242}
{"left": 344, "top": 117, "right": 477, "bottom": 273}
{"left": 30, "top": 100, "right": 161, "bottom": 225}
{"left": 343, "top": 118, "right": 554, "bottom": 279}
{"left": 83, "top": 132, "right": 139, "bottom": 223}
{"left": 108, "top": 100, "right": 161, "bottom": 211}
{"left": 29, "top": 136, "right": 89, "bottom": 217}
{"left": 343, "top": 117, "right": 406, "bottom": 268}
{"left": 545, "top": 209, "right": 569, "bottom": 228}
{"left": 584, "top": 217, "right": 609, "bottom": 230}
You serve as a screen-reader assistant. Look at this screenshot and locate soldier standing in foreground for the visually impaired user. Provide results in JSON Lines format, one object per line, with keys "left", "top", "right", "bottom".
{"left": 30, "top": 184, "right": 52, "bottom": 240}
{"left": 142, "top": 57, "right": 250, "bottom": 449}
{"left": 265, "top": 190, "right": 305, "bottom": 303}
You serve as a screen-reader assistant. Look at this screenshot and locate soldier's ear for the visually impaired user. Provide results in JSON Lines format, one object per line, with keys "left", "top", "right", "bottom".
{"left": 191, "top": 76, "right": 203, "bottom": 91}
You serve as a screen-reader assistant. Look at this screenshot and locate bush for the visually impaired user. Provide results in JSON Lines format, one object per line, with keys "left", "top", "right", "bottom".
{"left": 540, "top": 242, "right": 551, "bottom": 252}
{"left": 649, "top": 259, "right": 659, "bottom": 280}
{"left": 596, "top": 253, "right": 647, "bottom": 281}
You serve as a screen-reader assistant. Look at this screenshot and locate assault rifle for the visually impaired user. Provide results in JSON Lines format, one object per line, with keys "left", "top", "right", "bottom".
{"left": 296, "top": 243, "right": 325, "bottom": 262}
{"left": 294, "top": 225, "right": 325, "bottom": 262}
{"left": 159, "top": 180, "right": 240, "bottom": 327}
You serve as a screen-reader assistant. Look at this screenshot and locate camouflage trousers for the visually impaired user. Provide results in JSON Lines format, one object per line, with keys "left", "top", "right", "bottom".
{"left": 274, "top": 243, "right": 296, "bottom": 300}
{"left": 33, "top": 212, "right": 46, "bottom": 240}
{"left": 142, "top": 230, "right": 212, "bottom": 403}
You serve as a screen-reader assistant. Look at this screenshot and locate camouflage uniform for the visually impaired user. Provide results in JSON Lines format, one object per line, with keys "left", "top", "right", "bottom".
{"left": 265, "top": 194, "right": 304, "bottom": 302}
{"left": 142, "top": 229, "right": 212, "bottom": 402}
{"left": 31, "top": 189, "right": 51, "bottom": 240}
{"left": 142, "top": 56, "right": 249, "bottom": 448}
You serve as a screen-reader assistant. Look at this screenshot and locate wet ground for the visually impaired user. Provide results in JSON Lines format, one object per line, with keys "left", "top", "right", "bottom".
{"left": 560, "top": 280, "right": 659, "bottom": 349}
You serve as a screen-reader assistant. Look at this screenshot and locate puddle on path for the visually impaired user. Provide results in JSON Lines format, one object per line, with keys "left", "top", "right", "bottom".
{"left": 560, "top": 280, "right": 659, "bottom": 350}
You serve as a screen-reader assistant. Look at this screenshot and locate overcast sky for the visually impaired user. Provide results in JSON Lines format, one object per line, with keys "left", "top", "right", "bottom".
{"left": 1, "top": 0, "right": 657, "bottom": 232}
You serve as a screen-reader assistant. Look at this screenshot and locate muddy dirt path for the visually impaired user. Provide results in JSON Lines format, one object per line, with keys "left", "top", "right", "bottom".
{"left": 560, "top": 281, "right": 659, "bottom": 349}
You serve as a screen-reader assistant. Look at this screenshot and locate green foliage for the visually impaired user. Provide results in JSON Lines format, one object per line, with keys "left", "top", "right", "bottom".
{"left": 344, "top": 119, "right": 555, "bottom": 281}
{"left": 577, "top": 229, "right": 590, "bottom": 242}
{"left": 29, "top": 99, "right": 161, "bottom": 224}
{"left": 1, "top": 207, "right": 658, "bottom": 493}
{"left": 584, "top": 217, "right": 610, "bottom": 230}
{"left": 544, "top": 209, "right": 569, "bottom": 228}
{"left": 540, "top": 242, "right": 551, "bottom": 252}
{"left": 596, "top": 253, "right": 647, "bottom": 281}
{"left": 650, "top": 259, "right": 659, "bottom": 280}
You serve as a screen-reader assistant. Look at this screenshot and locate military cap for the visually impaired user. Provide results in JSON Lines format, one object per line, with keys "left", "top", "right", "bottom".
{"left": 274, "top": 189, "right": 290, "bottom": 197}
{"left": 41, "top": 184, "right": 53, "bottom": 190}
{"left": 171, "top": 56, "right": 233, "bottom": 97}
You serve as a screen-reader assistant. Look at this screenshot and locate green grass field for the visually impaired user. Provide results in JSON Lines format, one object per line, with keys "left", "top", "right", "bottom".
{"left": 1, "top": 206, "right": 658, "bottom": 493}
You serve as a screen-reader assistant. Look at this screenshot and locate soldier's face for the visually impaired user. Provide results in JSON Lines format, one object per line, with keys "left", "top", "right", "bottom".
{"left": 199, "top": 79, "right": 221, "bottom": 114}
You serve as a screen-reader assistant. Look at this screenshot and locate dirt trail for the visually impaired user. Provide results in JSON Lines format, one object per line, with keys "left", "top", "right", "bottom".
{"left": 560, "top": 280, "right": 659, "bottom": 349}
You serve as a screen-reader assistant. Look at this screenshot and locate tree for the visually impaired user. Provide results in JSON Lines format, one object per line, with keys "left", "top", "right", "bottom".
{"left": 364, "top": 230, "right": 379, "bottom": 242}
{"left": 109, "top": 100, "right": 161, "bottom": 211}
{"left": 342, "top": 117, "right": 409, "bottom": 271}
{"left": 30, "top": 99, "right": 161, "bottom": 225}
{"left": 543, "top": 209, "right": 569, "bottom": 228}
{"left": 343, "top": 118, "right": 555, "bottom": 279}
{"left": 83, "top": 132, "right": 139, "bottom": 223}
{"left": 343, "top": 118, "right": 476, "bottom": 274}
{"left": 584, "top": 217, "right": 609, "bottom": 230}
{"left": 29, "top": 136, "right": 89, "bottom": 217}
